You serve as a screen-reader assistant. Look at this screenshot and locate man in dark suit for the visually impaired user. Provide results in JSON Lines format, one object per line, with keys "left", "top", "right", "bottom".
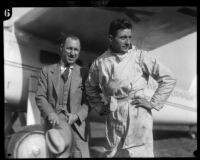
{"left": 35, "top": 35, "right": 89, "bottom": 158}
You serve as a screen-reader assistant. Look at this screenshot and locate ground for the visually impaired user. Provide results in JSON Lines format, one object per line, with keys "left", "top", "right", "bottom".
{"left": 89, "top": 122, "right": 197, "bottom": 157}
{"left": 10, "top": 118, "right": 197, "bottom": 158}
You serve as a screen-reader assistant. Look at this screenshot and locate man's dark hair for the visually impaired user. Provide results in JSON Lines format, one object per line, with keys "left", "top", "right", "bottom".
{"left": 108, "top": 18, "right": 132, "bottom": 37}
{"left": 60, "top": 33, "right": 81, "bottom": 49}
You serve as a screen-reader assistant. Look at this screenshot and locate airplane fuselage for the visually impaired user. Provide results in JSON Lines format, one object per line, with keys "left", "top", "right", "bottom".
{"left": 4, "top": 28, "right": 197, "bottom": 125}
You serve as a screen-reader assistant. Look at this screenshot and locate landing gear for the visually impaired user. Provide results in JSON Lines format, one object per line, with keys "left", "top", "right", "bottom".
{"left": 6, "top": 125, "right": 49, "bottom": 158}
{"left": 5, "top": 109, "right": 18, "bottom": 135}
{"left": 5, "top": 107, "right": 27, "bottom": 157}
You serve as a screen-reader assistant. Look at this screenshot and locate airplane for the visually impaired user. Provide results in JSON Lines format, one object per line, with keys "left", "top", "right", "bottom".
{"left": 4, "top": 7, "right": 197, "bottom": 158}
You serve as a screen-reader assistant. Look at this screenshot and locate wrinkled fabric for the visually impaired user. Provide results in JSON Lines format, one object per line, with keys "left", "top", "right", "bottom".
{"left": 85, "top": 46, "right": 176, "bottom": 157}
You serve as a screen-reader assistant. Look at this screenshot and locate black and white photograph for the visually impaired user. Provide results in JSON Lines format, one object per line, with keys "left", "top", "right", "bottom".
{"left": 4, "top": 4, "right": 197, "bottom": 158}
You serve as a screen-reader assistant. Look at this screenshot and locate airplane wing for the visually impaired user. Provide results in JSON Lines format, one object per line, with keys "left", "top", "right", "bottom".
{"left": 12, "top": 7, "right": 196, "bottom": 53}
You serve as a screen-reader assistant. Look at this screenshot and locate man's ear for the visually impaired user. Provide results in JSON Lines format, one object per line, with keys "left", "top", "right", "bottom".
{"left": 60, "top": 43, "right": 63, "bottom": 53}
{"left": 108, "top": 35, "right": 113, "bottom": 43}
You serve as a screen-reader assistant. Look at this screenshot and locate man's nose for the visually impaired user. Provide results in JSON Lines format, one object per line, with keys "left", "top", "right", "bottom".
{"left": 125, "top": 38, "right": 131, "bottom": 45}
{"left": 70, "top": 49, "right": 76, "bottom": 56}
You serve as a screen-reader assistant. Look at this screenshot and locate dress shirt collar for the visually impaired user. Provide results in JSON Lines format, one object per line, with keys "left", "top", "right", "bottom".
{"left": 60, "top": 60, "right": 74, "bottom": 74}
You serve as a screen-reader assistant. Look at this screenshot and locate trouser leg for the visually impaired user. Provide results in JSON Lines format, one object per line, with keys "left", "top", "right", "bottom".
{"left": 71, "top": 130, "right": 90, "bottom": 158}
{"left": 127, "top": 143, "right": 154, "bottom": 157}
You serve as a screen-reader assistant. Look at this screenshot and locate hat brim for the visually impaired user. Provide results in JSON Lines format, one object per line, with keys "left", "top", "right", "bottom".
{"left": 45, "top": 128, "right": 66, "bottom": 154}
{"left": 45, "top": 119, "right": 73, "bottom": 157}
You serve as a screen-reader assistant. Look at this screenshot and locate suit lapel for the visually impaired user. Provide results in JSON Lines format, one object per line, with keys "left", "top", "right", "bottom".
{"left": 50, "top": 63, "right": 60, "bottom": 98}
{"left": 70, "top": 64, "right": 81, "bottom": 95}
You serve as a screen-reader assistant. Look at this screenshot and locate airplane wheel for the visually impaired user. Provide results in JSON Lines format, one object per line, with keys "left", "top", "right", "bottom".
{"left": 6, "top": 124, "right": 50, "bottom": 158}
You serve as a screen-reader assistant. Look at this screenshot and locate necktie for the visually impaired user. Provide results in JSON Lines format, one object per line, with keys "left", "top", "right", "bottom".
{"left": 62, "top": 67, "right": 69, "bottom": 82}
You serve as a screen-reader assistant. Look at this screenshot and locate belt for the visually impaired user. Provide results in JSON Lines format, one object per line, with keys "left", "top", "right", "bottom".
{"left": 115, "top": 93, "right": 142, "bottom": 103}
{"left": 109, "top": 93, "right": 144, "bottom": 112}
{"left": 116, "top": 96, "right": 134, "bottom": 103}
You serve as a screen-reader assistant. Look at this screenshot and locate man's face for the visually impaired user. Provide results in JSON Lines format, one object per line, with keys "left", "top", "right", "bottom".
{"left": 61, "top": 38, "right": 80, "bottom": 65}
{"left": 110, "top": 28, "right": 132, "bottom": 54}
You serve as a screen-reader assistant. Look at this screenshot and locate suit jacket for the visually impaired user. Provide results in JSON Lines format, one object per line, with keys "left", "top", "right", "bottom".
{"left": 35, "top": 63, "right": 89, "bottom": 140}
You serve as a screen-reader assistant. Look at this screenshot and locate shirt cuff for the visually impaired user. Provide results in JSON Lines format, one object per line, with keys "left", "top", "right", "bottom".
{"left": 75, "top": 114, "right": 81, "bottom": 125}
{"left": 150, "top": 99, "right": 164, "bottom": 111}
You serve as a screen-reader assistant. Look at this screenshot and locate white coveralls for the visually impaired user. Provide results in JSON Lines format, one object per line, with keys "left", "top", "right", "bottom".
{"left": 85, "top": 46, "right": 176, "bottom": 157}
